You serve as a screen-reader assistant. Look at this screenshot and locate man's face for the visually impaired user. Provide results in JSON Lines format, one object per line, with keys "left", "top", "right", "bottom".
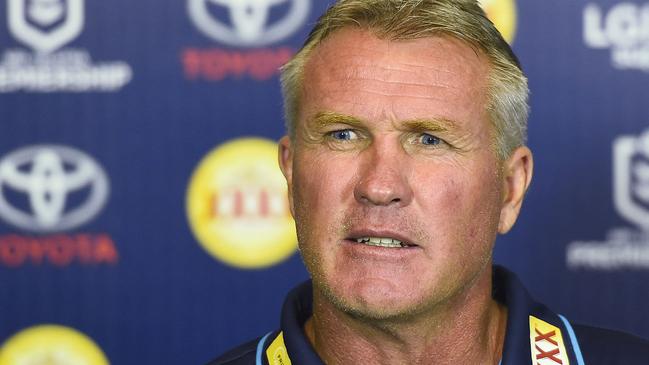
{"left": 280, "top": 29, "right": 510, "bottom": 319}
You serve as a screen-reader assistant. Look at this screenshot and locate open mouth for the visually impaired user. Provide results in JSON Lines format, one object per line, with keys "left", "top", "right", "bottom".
{"left": 352, "top": 237, "right": 416, "bottom": 248}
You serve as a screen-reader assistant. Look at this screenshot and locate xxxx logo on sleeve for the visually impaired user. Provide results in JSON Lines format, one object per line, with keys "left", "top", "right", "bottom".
{"left": 529, "top": 316, "right": 570, "bottom": 365}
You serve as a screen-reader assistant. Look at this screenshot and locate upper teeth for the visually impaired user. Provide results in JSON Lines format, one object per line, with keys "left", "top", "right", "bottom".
{"left": 356, "top": 237, "right": 405, "bottom": 248}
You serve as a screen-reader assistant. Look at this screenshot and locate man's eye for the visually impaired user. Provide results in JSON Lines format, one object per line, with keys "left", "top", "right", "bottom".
{"left": 420, "top": 133, "right": 441, "bottom": 146}
{"left": 329, "top": 130, "right": 358, "bottom": 141}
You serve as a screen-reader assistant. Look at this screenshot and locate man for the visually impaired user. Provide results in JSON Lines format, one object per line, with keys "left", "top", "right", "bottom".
{"left": 208, "top": 1, "right": 649, "bottom": 364}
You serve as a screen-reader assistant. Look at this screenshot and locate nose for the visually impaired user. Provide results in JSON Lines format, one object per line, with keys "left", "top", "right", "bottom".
{"left": 353, "top": 141, "right": 413, "bottom": 207}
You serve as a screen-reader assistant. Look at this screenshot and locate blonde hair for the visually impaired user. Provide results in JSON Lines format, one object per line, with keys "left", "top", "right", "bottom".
{"left": 280, "top": 0, "right": 529, "bottom": 159}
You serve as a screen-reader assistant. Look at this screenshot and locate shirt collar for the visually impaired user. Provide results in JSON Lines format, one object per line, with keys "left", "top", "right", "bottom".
{"left": 278, "top": 265, "right": 579, "bottom": 365}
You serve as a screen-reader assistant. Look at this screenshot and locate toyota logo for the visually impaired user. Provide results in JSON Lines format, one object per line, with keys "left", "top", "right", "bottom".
{"left": 0, "top": 145, "right": 109, "bottom": 233}
{"left": 188, "top": 0, "right": 310, "bottom": 47}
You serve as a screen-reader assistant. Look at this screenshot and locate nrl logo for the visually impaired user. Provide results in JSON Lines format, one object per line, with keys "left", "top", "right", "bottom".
{"left": 0, "top": 0, "right": 132, "bottom": 92}
{"left": 613, "top": 129, "right": 649, "bottom": 231}
{"left": 566, "top": 128, "right": 649, "bottom": 270}
{"left": 8, "top": 0, "right": 84, "bottom": 54}
{"left": 188, "top": 0, "right": 310, "bottom": 47}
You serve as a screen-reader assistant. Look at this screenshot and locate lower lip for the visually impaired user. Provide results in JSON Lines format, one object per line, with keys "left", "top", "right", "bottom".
{"left": 341, "top": 239, "right": 421, "bottom": 258}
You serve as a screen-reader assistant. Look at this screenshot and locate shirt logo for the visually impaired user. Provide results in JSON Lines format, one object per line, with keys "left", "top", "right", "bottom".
{"left": 529, "top": 316, "right": 570, "bottom": 365}
{"left": 0, "top": 145, "right": 109, "bottom": 233}
{"left": 8, "top": 0, "right": 83, "bottom": 54}
{"left": 187, "top": 0, "right": 310, "bottom": 47}
{"left": 266, "top": 332, "right": 292, "bottom": 365}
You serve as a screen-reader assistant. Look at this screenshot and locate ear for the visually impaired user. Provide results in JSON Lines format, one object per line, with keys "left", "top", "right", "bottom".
{"left": 498, "top": 146, "right": 533, "bottom": 234}
{"left": 278, "top": 136, "right": 295, "bottom": 217}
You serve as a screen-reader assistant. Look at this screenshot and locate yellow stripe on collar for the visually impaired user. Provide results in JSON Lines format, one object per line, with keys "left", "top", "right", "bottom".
{"left": 529, "top": 316, "right": 570, "bottom": 365}
{"left": 266, "top": 331, "right": 292, "bottom": 365}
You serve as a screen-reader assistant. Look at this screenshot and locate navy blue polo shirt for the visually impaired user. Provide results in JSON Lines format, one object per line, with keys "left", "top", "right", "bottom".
{"left": 207, "top": 266, "right": 649, "bottom": 365}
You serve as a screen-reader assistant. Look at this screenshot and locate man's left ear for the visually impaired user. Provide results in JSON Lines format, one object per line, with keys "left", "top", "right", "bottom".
{"left": 498, "top": 146, "right": 533, "bottom": 234}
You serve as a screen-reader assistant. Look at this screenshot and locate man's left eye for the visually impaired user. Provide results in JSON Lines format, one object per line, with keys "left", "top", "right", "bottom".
{"left": 420, "top": 133, "right": 441, "bottom": 146}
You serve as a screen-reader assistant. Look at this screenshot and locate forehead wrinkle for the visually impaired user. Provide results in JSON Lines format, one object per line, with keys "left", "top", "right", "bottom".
{"left": 339, "top": 75, "right": 456, "bottom": 90}
{"left": 344, "top": 61, "right": 455, "bottom": 75}
{"left": 337, "top": 63, "right": 456, "bottom": 88}
{"left": 347, "top": 88, "right": 459, "bottom": 100}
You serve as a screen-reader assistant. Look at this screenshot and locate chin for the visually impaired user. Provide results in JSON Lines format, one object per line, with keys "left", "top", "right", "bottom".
{"left": 341, "top": 296, "right": 427, "bottom": 322}
{"left": 322, "top": 277, "right": 429, "bottom": 321}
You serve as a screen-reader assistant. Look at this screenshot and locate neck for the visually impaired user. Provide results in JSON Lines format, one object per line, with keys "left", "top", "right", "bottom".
{"left": 303, "top": 267, "right": 507, "bottom": 365}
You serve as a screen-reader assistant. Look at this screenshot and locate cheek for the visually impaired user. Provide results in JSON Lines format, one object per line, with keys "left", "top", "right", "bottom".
{"left": 291, "top": 152, "right": 356, "bottom": 241}
{"left": 293, "top": 151, "right": 357, "bottom": 206}
{"left": 416, "top": 164, "right": 502, "bottom": 248}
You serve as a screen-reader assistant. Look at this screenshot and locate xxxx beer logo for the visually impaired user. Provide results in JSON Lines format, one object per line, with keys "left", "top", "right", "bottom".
{"left": 186, "top": 138, "right": 297, "bottom": 269}
{"left": 479, "top": 0, "right": 518, "bottom": 44}
{"left": 529, "top": 316, "right": 570, "bottom": 365}
{"left": 0, "top": 325, "right": 110, "bottom": 365}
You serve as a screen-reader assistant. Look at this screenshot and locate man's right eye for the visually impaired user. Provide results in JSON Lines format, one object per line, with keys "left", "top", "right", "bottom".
{"left": 329, "top": 130, "right": 358, "bottom": 141}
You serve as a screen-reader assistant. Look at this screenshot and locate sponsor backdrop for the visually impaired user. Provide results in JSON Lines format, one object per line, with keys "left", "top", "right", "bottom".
{"left": 0, "top": 0, "right": 647, "bottom": 363}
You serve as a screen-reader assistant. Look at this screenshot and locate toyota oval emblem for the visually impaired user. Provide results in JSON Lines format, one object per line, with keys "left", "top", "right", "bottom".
{"left": 188, "top": 0, "right": 310, "bottom": 47}
{"left": 0, "top": 145, "right": 109, "bottom": 233}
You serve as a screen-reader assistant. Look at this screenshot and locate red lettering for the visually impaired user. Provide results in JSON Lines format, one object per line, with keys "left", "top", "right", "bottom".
{"left": 535, "top": 345, "right": 563, "bottom": 364}
{"left": 228, "top": 52, "right": 247, "bottom": 77}
{"left": 76, "top": 234, "right": 94, "bottom": 264}
{"left": 259, "top": 189, "right": 269, "bottom": 217}
{"left": 0, "top": 234, "right": 119, "bottom": 267}
{"left": 181, "top": 47, "right": 295, "bottom": 81}
{"left": 534, "top": 327, "right": 563, "bottom": 364}
{"left": 28, "top": 236, "right": 45, "bottom": 264}
{"left": 94, "top": 234, "right": 119, "bottom": 264}
{"left": 535, "top": 328, "right": 559, "bottom": 346}
{"left": 234, "top": 190, "right": 244, "bottom": 217}
{"left": 208, "top": 50, "right": 226, "bottom": 78}
{"left": 182, "top": 49, "right": 202, "bottom": 79}
{"left": 45, "top": 235, "right": 75, "bottom": 266}
{"left": 0, "top": 234, "right": 27, "bottom": 267}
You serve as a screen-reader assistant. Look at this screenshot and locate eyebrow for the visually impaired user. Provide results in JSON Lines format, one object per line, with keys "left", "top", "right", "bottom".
{"left": 309, "top": 111, "right": 365, "bottom": 129}
{"left": 400, "top": 118, "right": 456, "bottom": 133}
{"left": 309, "top": 111, "right": 458, "bottom": 134}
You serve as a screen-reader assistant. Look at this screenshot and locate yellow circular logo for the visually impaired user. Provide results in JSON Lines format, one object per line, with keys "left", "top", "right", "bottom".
{"left": 0, "top": 325, "right": 110, "bottom": 365}
{"left": 480, "top": 0, "right": 517, "bottom": 44}
{"left": 187, "top": 138, "right": 297, "bottom": 269}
